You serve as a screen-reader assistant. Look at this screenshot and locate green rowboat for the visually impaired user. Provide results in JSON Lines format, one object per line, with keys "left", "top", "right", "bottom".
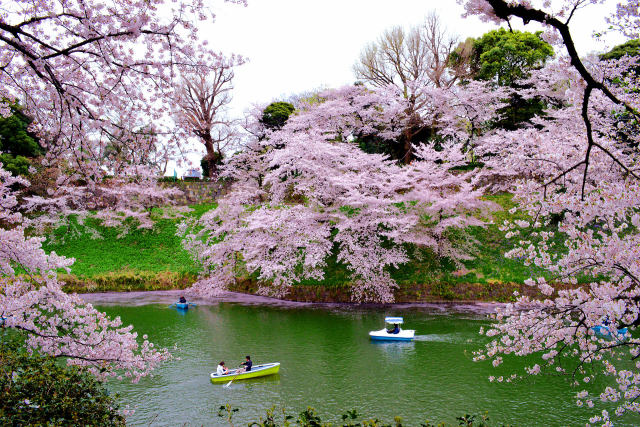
{"left": 210, "top": 362, "right": 280, "bottom": 383}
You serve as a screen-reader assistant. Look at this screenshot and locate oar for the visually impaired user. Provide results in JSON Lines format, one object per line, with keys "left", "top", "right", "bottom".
{"left": 188, "top": 302, "right": 197, "bottom": 307}
{"left": 223, "top": 368, "right": 243, "bottom": 388}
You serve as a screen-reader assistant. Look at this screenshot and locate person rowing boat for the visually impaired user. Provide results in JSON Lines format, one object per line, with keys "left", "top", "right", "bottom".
{"left": 236, "top": 355, "right": 252, "bottom": 373}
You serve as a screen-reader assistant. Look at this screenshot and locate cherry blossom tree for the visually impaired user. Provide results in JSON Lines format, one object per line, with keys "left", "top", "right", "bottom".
{"left": 1, "top": 0, "right": 246, "bottom": 227}
{"left": 182, "top": 85, "right": 492, "bottom": 302}
{"left": 0, "top": 0, "right": 244, "bottom": 381}
{"left": 0, "top": 168, "right": 170, "bottom": 381}
{"left": 463, "top": 1, "right": 640, "bottom": 424}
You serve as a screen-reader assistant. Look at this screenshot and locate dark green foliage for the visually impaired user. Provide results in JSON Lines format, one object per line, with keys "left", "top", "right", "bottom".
{"left": 470, "top": 29, "right": 554, "bottom": 87}
{"left": 356, "top": 135, "right": 397, "bottom": 158}
{"left": 455, "top": 29, "right": 554, "bottom": 130}
{"left": 0, "top": 102, "right": 43, "bottom": 176}
{"left": 0, "top": 337, "right": 125, "bottom": 426}
{"left": 157, "top": 175, "right": 178, "bottom": 182}
{"left": 201, "top": 156, "right": 210, "bottom": 177}
{"left": 261, "top": 102, "right": 295, "bottom": 130}
{"left": 356, "top": 126, "right": 440, "bottom": 161}
{"left": 600, "top": 40, "right": 640, "bottom": 148}
{"left": 611, "top": 109, "right": 640, "bottom": 150}
{"left": 600, "top": 39, "right": 640, "bottom": 82}
{"left": 0, "top": 102, "right": 42, "bottom": 157}
{"left": 0, "top": 153, "right": 31, "bottom": 176}
{"left": 448, "top": 161, "right": 485, "bottom": 172}
{"left": 601, "top": 39, "right": 640, "bottom": 61}
{"left": 493, "top": 94, "right": 547, "bottom": 130}
{"left": 201, "top": 152, "right": 223, "bottom": 177}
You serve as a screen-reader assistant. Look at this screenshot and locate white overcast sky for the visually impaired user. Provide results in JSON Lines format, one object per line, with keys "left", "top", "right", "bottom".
{"left": 171, "top": 0, "right": 625, "bottom": 174}
{"left": 205, "top": 0, "right": 624, "bottom": 115}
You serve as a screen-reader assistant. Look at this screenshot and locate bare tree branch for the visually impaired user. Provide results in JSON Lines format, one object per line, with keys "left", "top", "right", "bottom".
{"left": 176, "top": 66, "right": 237, "bottom": 177}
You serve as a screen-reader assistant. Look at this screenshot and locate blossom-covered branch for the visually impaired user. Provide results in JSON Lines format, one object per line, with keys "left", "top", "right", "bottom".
{"left": 182, "top": 85, "right": 493, "bottom": 302}
{"left": 466, "top": 1, "right": 640, "bottom": 424}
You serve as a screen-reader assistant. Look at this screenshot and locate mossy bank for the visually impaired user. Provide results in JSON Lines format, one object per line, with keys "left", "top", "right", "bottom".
{"left": 46, "top": 195, "right": 570, "bottom": 303}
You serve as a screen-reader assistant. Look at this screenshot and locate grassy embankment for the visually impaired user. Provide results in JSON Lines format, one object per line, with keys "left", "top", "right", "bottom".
{"left": 46, "top": 194, "right": 567, "bottom": 302}
{"left": 48, "top": 204, "right": 216, "bottom": 294}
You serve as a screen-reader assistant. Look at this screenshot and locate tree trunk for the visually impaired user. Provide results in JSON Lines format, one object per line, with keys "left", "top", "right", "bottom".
{"left": 402, "top": 128, "right": 413, "bottom": 164}
{"left": 201, "top": 132, "right": 218, "bottom": 178}
{"left": 400, "top": 100, "right": 420, "bottom": 164}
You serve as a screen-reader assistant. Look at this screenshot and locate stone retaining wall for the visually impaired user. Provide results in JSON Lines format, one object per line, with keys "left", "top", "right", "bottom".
{"left": 160, "top": 181, "right": 228, "bottom": 204}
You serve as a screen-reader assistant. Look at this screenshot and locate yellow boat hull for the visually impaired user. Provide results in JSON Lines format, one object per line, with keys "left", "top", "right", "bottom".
{"left": 210, "top": 362, "right": 280, "bottom": 383}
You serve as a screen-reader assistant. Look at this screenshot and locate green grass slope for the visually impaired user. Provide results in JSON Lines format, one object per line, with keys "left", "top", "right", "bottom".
{"left": 43, "top": 205, "right": 216, "bottom": 292}
{"left": 44, "top": 196, "right": 567, "bottom": 301}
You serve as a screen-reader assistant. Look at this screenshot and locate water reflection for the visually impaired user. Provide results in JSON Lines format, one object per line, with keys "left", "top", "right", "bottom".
{"left": 370, "top": 340, "right": 415, "bottom": 357}
{"left": 219, "top": 374, "right": 282, "bottom": 390}
{"left": 171, "top": 306, "right": 189, "bottom": 316}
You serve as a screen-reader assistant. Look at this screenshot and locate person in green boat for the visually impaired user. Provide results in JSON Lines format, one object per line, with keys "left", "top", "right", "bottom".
{"left": 237, "top": 355, "right": 252, "bottom": 373}
{"left": 217, "top": 361, "right": 229, "bottom": 376}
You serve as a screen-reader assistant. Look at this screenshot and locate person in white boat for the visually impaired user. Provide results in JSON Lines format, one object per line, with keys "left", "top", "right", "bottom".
{"left": 387, "top": 323, "right": 400, "bottom": 334}
{"left": 217, "top": 361, "right": 229, "bottom": 375}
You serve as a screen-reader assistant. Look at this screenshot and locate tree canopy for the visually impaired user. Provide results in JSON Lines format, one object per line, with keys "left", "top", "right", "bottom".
{"left": 451, "top": 28, "right": 555, "bottom": 130}
{"left": 261, "top": 102, "right": 296, "bottom": 131}
{"left": 0, "top": 102, "right": 43, "bottom": 175}
{"left": 0, "top": 103, "right": 41, "bottom": 158}
{"left": 601, "top": 38, "right": 640, "bottom": 61}
{"left": 469, "top": 28, "right": 554, "bottom": 87}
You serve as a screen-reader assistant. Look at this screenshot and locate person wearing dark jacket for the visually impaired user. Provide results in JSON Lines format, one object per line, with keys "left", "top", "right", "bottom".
{"left": 238, "top": 355, "right": 252, "bottom": 373}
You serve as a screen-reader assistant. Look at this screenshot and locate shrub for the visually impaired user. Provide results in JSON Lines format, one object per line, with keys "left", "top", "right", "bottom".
{"left": 157, "top": 176, "right": 178, "bottom": 183}
{"left": 261, "top": 102, "right": 295, "bottom": 130}
{"left": 0, "top": 153, "right": 31, "bottom": 176}
{"left": 0, "top": 337, "right": 125, "bottom": 426}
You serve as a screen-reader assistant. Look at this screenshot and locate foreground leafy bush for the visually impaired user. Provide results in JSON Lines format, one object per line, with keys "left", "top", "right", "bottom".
{"left": 0, "top": 337, "right": 125, "bottom": 426}
{"left": 219, "top": 405, "right": 497, "bottom": 427}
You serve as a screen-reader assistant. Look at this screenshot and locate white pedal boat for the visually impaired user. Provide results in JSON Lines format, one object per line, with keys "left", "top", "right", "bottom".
{"left": 369, "top": 316, "right": 415, "bottom": 341}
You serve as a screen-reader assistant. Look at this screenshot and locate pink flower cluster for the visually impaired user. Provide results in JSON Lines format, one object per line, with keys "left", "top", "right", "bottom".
{"left": 0, "top": 0, "right": 244, "bottom": 381}
{"left": 182, "top": 85, "right": 496, "bottom": 302}
{"left": 466, "top": 1, "right": 640, "bottom": 424}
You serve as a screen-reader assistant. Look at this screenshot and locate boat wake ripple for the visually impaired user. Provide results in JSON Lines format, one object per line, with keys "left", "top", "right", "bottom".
{"left": 413, "top": 334, "right": 476, "bottom": 344}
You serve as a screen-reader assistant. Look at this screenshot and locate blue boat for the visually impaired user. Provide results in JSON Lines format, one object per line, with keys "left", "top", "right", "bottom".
{"left": 172, "top": 301, "right": 196, "bottom": 310}
{"left": 591, "top": 324, "right": 628, "bottom": 341}
{"left": 369, "top": 317, "right": 415, "bottom": 341}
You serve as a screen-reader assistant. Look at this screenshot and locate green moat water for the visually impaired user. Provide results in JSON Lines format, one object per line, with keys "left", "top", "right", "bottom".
{"left": 97, "top": 301, "right": 639, "bottom": 426}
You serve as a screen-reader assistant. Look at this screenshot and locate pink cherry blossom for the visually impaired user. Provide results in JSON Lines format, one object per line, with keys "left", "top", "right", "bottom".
{"left": 466, "top": 1, "right": 640, "bottom": 424}
{"left": 183, "top": 85, "right": 493, "bottom": 302}
{"left": 1, "top": 0, "right": 244, "bottom": 381}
